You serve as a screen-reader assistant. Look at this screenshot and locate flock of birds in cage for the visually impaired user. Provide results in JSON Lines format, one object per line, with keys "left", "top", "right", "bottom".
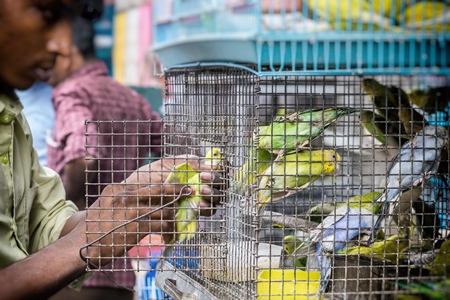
{"left": 159, "top": 77, "right": 450, "bottom": 299}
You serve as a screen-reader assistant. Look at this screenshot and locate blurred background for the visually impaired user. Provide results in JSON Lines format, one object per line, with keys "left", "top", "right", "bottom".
{"left": 95, "top": 0, "right": 164, "bottom": 116}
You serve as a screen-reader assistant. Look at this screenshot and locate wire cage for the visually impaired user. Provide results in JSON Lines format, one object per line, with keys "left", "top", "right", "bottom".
{"left": 82, "top": 1, "right": 450, "bottom": 299}
{"left": 83, "top": 66, "right": 450, "bottom": 299}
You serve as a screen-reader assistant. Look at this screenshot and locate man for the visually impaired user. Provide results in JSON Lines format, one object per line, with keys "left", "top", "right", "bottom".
{"left": 0, "top": 1, "right": 223, "bottom": 299}
{"left": 47, "top": 15, "right": 162, "bottom": 300}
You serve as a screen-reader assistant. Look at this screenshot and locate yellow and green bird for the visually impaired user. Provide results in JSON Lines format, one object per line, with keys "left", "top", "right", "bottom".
{"left": 338, "top": 234, "right": 409, "bottom": 264}
{"left": 398, "top": 107, "right": 428, "bottom": 136}
{"left": 257, "top": 107, "right": 359, "bottom": 160}
{"left": 163, "top": 148, "right": 223, "bottom": 256}
{"left": 305, "top": 0, "right": 399, "bottom": 31}
{"left": 404, "top": 1, "right": 450, "bottom": 32}
{"left": 372, "top": 0, "right": 403, "bottom": 21}
{"left": 307, "top": 191, "right": 381, "bottom": 223}
{"left": 283, "top": 235, "right": 308, "bottom": 269}
{"left": 428, "top": 240, "right": 450, "bottom": 276}
{"left": 257, "top": 150, "right": 341, "bottom": 215}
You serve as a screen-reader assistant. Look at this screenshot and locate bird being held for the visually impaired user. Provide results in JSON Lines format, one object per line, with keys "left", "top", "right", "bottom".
{"left": 257, "top": 107, "right": 359, "bottom": 161}
{"left": 163, "top": 148, "right": 223, "bottom": 256}
{"left": 369, "top": 126, "right": 448, "bottom": 244}
{"left": 257, "top": 149, "right": 341, "bottom": 215}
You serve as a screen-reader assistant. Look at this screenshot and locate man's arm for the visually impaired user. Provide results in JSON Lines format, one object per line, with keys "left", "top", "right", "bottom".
{"left": 0, "top": 181, "right": 179, "bottom": 300}
{"left": 0, "top": 216, "right": 88, "bottom": 300}
{"left": 64, "top": 157, "right": 97, "bottom": 210}
{"left": 0, "top": 156, "right": 224, "bottom": 300}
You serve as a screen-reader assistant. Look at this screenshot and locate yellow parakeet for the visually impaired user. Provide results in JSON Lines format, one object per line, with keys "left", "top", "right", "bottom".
{"left": 306, "top": 0, "right": 398, "bottom": 31}
{"left": 404, "top": 1, "right": 450, "bottom": 32}
{"left": 372, "top": 0, "right": 403, "bottom": 21}
{"left": 163, "top": 148, "right": 223, "bottom": 256}
{"left": 257, "top": 149, "right": 341, "bottom": 215}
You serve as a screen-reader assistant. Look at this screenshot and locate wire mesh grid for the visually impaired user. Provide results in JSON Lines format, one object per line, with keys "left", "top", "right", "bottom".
{"left": 84, "top": 67, "right": 450, "bottom": 299}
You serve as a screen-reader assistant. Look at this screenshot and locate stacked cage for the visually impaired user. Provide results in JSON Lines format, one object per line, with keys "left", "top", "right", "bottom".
{"left": 85, "top": 1, "right": 450, "bottom": 299}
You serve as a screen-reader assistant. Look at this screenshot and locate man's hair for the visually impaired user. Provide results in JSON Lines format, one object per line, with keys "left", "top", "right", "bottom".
{"left": 80, "top": 0, "right": 104, "bottom": 21}
{"left": 71, "top": 0, "right": 103, "bottom": 58}
{"left": 71, "top": 16, "right": 96, "bottom": 58}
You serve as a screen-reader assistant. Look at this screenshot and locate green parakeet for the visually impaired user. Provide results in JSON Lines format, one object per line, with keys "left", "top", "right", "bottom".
{"left": 359, "top": 110, "right": 406, "bottom": 147}
{"left": 257, "top": 107, "right": 359, "bottom": 160}
{"left": 283, "top": 235, "right": 308, "bottom": 269}
{"left": 408, "top": 86, "right": 450, "bottom": 114}
{"left": 257, "top": 150, "right": 341, "bottom": 215}
{"left": 163, "top": 148, "right": 223, "bottom": 256}
{"left": 233, "top": 148, "right": 274, "bottom": 196}
{"left": 398, "top": 107, "right": 428, "bottom": 135}
{"left": 307, "top": 191, "right": 381, "bottom": 223}
{"left": 397, "top": 279, "right": 450, "bottom": 300}
{"left": 361, "top": 79, "right": 410, "bottom": 123}
{"left": 338, "top": 234, "right": 409, "bottom": 264}
{"left": 305, "top": 0, "right": 399, "bottom": 31}
{"left": 428, "top": 240, "right": 450, "bottom": 276}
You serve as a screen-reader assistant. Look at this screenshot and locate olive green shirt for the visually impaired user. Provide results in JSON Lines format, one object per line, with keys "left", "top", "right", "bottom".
{"left": 0, "top": 92, "right": 78, "bottom": 268}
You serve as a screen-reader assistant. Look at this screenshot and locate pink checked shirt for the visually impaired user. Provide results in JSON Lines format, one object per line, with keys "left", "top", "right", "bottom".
{"left": 47, "top": 60, "right": 162, "bottom": 289}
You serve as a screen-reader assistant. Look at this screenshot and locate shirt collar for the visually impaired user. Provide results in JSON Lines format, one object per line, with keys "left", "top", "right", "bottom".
{"left": 53, "top": 60, "right": 109, "bottom": 94}
{"left": 0, "top": 91, "right": 23, "bottom": 124}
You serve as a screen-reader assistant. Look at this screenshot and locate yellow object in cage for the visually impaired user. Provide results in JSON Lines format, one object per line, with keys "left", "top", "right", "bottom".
{"left": 257, "top": 269, "right": 321, "bottom": 300}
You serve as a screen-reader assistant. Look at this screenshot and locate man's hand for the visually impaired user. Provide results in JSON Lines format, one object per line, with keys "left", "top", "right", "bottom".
{"left": 81, "top": 154, "right": 227, "bottom": 266}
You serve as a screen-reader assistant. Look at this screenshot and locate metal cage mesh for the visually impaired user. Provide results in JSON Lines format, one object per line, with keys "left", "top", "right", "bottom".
{"left": 84, "top": 67, "right": 449, "bottom": 300}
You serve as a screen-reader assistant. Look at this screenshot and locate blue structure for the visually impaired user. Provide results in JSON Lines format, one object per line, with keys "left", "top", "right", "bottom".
{"left": 152, "top": 0, "right": 450, "bottom": 76}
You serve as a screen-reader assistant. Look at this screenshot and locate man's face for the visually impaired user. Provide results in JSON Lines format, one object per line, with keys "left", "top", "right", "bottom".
{"left": 46, "top": 46, "right": 75, "bottom": 87}
{"left": 0, "top": 0, "right": 78, "bottom": 91}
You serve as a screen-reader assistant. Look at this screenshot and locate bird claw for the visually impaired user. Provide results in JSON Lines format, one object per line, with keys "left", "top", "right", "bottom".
{"left": 274, "top": 148, "right": 285, "bottom": 162}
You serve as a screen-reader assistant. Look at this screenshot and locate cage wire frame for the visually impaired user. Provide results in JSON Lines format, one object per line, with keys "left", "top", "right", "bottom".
{"left": 83, "top": 68, "right": 450, "bottom": 299}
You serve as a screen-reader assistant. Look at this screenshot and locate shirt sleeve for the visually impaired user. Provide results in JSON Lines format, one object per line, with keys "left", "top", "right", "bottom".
{"left": 11, "top": 112, "right": 77, "bottom": 253}
{"left": 23, "top": 117, "right": 92, "bottom": 288}
{"left": 27, "top": 154, "right": 78, "bottom": 253}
